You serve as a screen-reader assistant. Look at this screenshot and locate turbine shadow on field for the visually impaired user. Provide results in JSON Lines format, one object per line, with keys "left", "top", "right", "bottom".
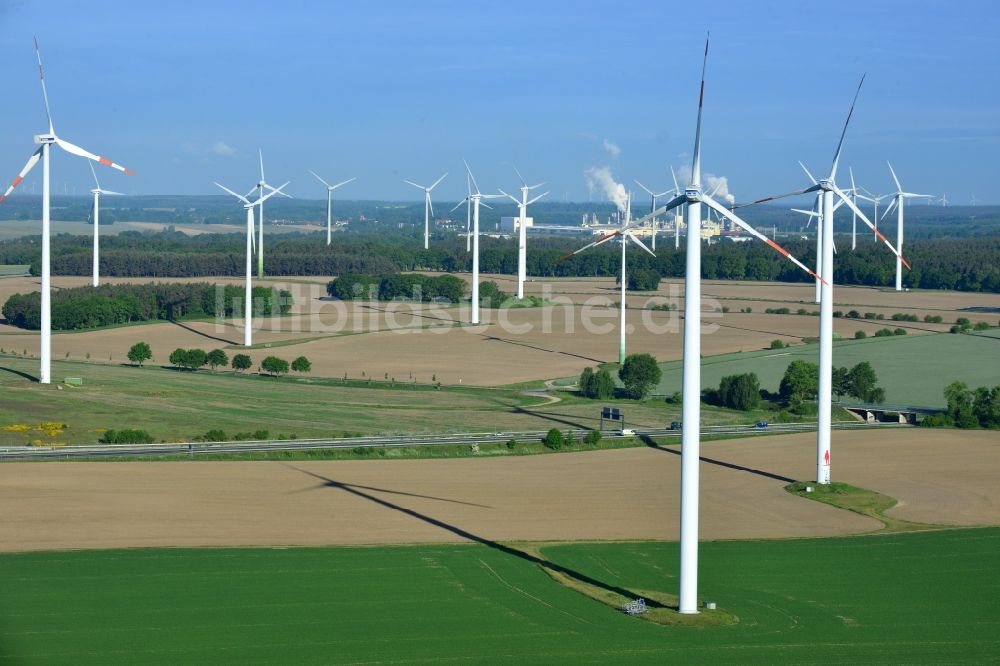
{"left": 0, "top": 365, "right": 40, "bottom": 382}
{"left": 361, "top": 304, "right": 458, "bottom": 325}
{"left": 642, "top": 438, "right": 796, "bottom": 484}
{"left": 282, "top": 464, "right": 663, "bottom": 608}
{"left": 168, "top": 319, "right": 238, "bottom": 346}
{"left": 285, "top": 476, "right": 492, "bottom": 509}
{"left": 508, "top": 404, "right": 590, "bottom": 430}
{"left": 480, "top": 335, "right": 603, "bottom": 364}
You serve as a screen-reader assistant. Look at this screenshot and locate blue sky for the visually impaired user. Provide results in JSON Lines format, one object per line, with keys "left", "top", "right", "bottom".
{"left": 0, "top": 0, "right": 997, "bottom": 204}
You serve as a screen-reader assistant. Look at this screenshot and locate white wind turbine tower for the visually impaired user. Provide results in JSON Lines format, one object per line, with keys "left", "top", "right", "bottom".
{"left": 499, "top": 167, "right": 547, "bottom": 300}
{"left": 558, "top": 216, "right": 655, "bottom": 364}
{"left": 87, "top": 162, "right": 123, "bottom": 287}
{"left": 669, "top": 166, "right": 683, "bottom": 249}
{"left": 451, "top": 161, "right": 501, "bottom": 324}
{"left": 634, "top": 179, "right": 672, "bottom": 251}
{"left": 0, "top": 38, "right": 133, "bottom": 385}
{"left": 464, "top": 173, "right": 473, "bottom": 252}
{"left": 746, "top": 76, "right": 910, "bottom": 487}
{"left": 254, "top": 150, "right": 291, "bottom": 278}
{"left": 309, "top": 170, "right": 356, "bottom": 245}
{"left": 650, "top": 36, "right": 823, "bottom": 615}
{"left": 215, "top": 181, "right": 288, "bottom": 347}
{"left": 404, "top": 172, "right": 448, "bottom": 250}
{"left": 881, "top": 163, "right": 932, "bottom": 291}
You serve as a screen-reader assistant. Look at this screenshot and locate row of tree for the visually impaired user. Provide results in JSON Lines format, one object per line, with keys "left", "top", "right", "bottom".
{"left": 577, "top": 354, "right": 663, "bottom": 400}
{"left": 327, "top": 273, "right": 466, "bottom": 302}
{"left": 927, "top": 382, "right": 1000, "bottom": 429}
{"left": 2, "top": 231, "right": 996, "bottom": 292}
{"left": 779, "top": 360, "right": 885, "bottom": 405}
{"left": 2, "top": 283, "right": 292, "bottom": 331}
{"left": 127, "top": 341, "right": 311, "bottom": 376}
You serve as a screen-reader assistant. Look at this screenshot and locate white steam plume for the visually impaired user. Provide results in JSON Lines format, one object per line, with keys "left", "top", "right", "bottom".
{"left": 602, "top": 138, "right": 621, "bottom": 160}
{"left": 585, "top": 166, "right": 628, "bottom": 212}
{"left": 676, "top": 165, "right": 736, "bottom": 205}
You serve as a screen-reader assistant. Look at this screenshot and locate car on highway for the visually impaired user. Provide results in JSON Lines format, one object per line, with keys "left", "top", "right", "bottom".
{"left": 620, "top": 429, "right": 635, "bottom": 436}
{"left": 754, "top": 422, "right": 769, "bottom": 429}
{"left": 669, "top": 421, "right": 682, "bottom": 430}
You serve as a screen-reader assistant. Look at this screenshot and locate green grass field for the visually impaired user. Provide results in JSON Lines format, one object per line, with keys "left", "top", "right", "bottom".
{"left": 1, "top": 529, "right": 997, "bottom": 663}
{"left": 653, "top": 329, "right": 1000, "bottom": 407}
{"left": 0, "top": 354, "right": 711, "bottom": 445}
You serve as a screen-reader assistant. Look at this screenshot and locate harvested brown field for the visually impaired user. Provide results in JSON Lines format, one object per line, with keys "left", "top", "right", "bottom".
{"left": 2, "top": 429, "right": 995, "bottom": 553}
{"left": 1, "top": 274, "right": 995, "bottom": 385}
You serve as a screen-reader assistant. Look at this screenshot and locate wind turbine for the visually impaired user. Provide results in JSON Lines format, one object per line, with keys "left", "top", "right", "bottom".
{"left": 254, "top": 150, "right": 291, "bottom": 278}
{"left": 970, "top": 195, "right": 979, "bottom": 206}
{"left": 881, "top": 163, "right": 933, "bottom": 291}
{"left": 451, "top": 161, "right": 501, "bottom": 324}
{"left": 0, "top": 38, "right": 133, "bottom": 384}
{"left": 650, "top": 36, "right": 822, "bottom": 615}
{"left": 87, "top": 162, "right": 123, "bottom": 287}
{"left": 939, "top": 193, "right": 948, "bottom": 207}
{"left": 308, "top": 170, "right": 356, "bottom": 245}
{"left": 745, "top": 77, "right": 910, "bottom": 489}
{"left": 215, "top": 181, "right": 288, "bottom": 347}
{"left": 404, "top": 172, "right": 448, "bottom": 250}
{"left": 634, "top": 179, "right": 672, "bottom": 251}
{"left": 499, "top": 167, "right": 547, "bottom": 300}
{"left": 558, "top": 220, "right": 654, "bottom": 364}
{"left": 855, "top": 188, "right": 890, "bottom": 241}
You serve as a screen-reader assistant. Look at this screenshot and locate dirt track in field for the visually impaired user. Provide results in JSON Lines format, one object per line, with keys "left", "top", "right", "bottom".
{"left": 2, "top": 429, "right": 996, "bottom": 553}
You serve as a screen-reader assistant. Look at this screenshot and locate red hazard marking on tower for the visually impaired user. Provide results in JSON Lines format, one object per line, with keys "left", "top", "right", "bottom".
{"left": 824, "top": 450, "right": 831, "bottom": 466}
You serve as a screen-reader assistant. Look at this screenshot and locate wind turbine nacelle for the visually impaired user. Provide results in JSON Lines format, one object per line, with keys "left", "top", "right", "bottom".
{"left": 34, "top": 134, "right": 56, "bottom": 144}
{"left": 685, "top": 187, "right": 700, "bottom": 201}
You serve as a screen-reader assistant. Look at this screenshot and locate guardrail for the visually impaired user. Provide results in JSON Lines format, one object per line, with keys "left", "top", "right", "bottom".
{"left": 0, "top": 421, "right": 910, "bottom": 461}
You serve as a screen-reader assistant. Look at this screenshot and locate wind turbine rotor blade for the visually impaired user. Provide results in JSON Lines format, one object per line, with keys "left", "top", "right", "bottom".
{"left": 403, "top": 179, "right": 425, "bottom": 190}
{"left": 308, "top": 169, "right": 332, "bottom": 188}
{"left": 450, "top": 198, "right": 468, "bottom": 213}
{"left": 257, "top": 181, "right": 290, "bottom": 205}
{"left": 479, "top": 201, "right": 494, "bottom": 210}
{"left": 463, "top": 159, "right": 481, "bottom": 194}
{"left": 690, "top": 33, "right": 709, "bottom": 187}
{"left": 528, "top": 182, "right": 545, "bottom": 190}
{"left": 245, "top": 186, "right": 258, "bottom": 199}
{"left": 498, "top": 189, "right": 519, "bottom": 205}
{"left": 829, "top": 74, "right": 865, "bottom": 180}
{"left": 833, "top": 185, "right": 910, "bottom": 268}
{"left": 100, "top": 190, "right": 125, "bottom": 196}
{"left": 904, "top": 192, "right": 934, "bottom": 199}
{"left": 556, "top": 230, "right": 623, "bottom": 262}
{"left": 707, "top": 181, "right": 722, "bottom": 198}
{"left": 258, "top": 149, "right": 265, "bottom": 182}
{"left": 790, "top": 208, "right": 820, "bottom": 217}
{"left": 330, "top": 177, "right": 356, "bottom": 191}
{"left": 89, "top": 161, "right": 101, "bottom": 190}
{"left": 526, "top": 192, "right": 548, "bottom": 206}
{"left": 887, "top": 161, "right": 902, "bottom": 192}
{"left": 881, "top": 198, "right": 897, "bottom": 220}
{"left": 512, "top": 165, "right": 527, "bottom": 187}
{"left": 634, "top": 179, "right": 654, "bottom": 196}
{"left": 624, "top": 231, "right": 656, "bottom": 257}
{"left": 799, "top": 161, "right": 818, "bottom": 185}
{"left": 427, "top": 192, "right": 435, "bottom": 218}
{"left": 429, "top": 172, "right": 448, "bottom": 190}
{"left": 54, "top": 138, "right": 134, "bottom": 175}
{"left": 670, "top": 165, "right": 680, "bottom": 193}
{"left": 0, "top": 147, "right": 43, "bottom": 203}
{"left": 849, "top": 166, "right": 856, "bottom": 192}
{"left": 701, "top": 194, "right": 826, "bottom": 284}
{"left": 734, "top": 185, "right": 819, "bottom": 209}
{"left": 34, "top": 37, "right": 54, "bottom": 133}
{"left": 215, "top": 182, "right": 251, "bottom": 205}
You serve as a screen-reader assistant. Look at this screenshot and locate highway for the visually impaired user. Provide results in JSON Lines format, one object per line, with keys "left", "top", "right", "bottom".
{"left": 0, "top": 421, "right": 909, "bottom": 461}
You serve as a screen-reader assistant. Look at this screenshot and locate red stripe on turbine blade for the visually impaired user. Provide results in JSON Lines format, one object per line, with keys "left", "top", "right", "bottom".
{"left": 12, "top": 176, "right": 23, "bottom": 187}
{"left": 99, "top": 157, "right": 112, "bottom": 167}
{"left": 901, "top": 257, "right": 911, "bottom": 270}
{"left": 765, "top": 238, "right": 790, "bottom": 257}
{"left": 0, "top": 195, "right": 6, "bottom": 204}
{"left": 124, "top": 169, "right": 135, "bottom": 176}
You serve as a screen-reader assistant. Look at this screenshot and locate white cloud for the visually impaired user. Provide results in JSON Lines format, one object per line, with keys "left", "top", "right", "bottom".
{"left": 209, "top": 141, "right": 237, "bottom": 157}
{"left": 584, "top": 166, "right": 628, "bottom": 212}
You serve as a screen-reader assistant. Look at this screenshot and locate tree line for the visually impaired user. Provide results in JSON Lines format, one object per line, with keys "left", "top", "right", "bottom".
{"left": 2, "top": 282, "right": 292, "bottom": 331}
{"left": 1, "top": 230, "right": 996, "bottom": 293}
